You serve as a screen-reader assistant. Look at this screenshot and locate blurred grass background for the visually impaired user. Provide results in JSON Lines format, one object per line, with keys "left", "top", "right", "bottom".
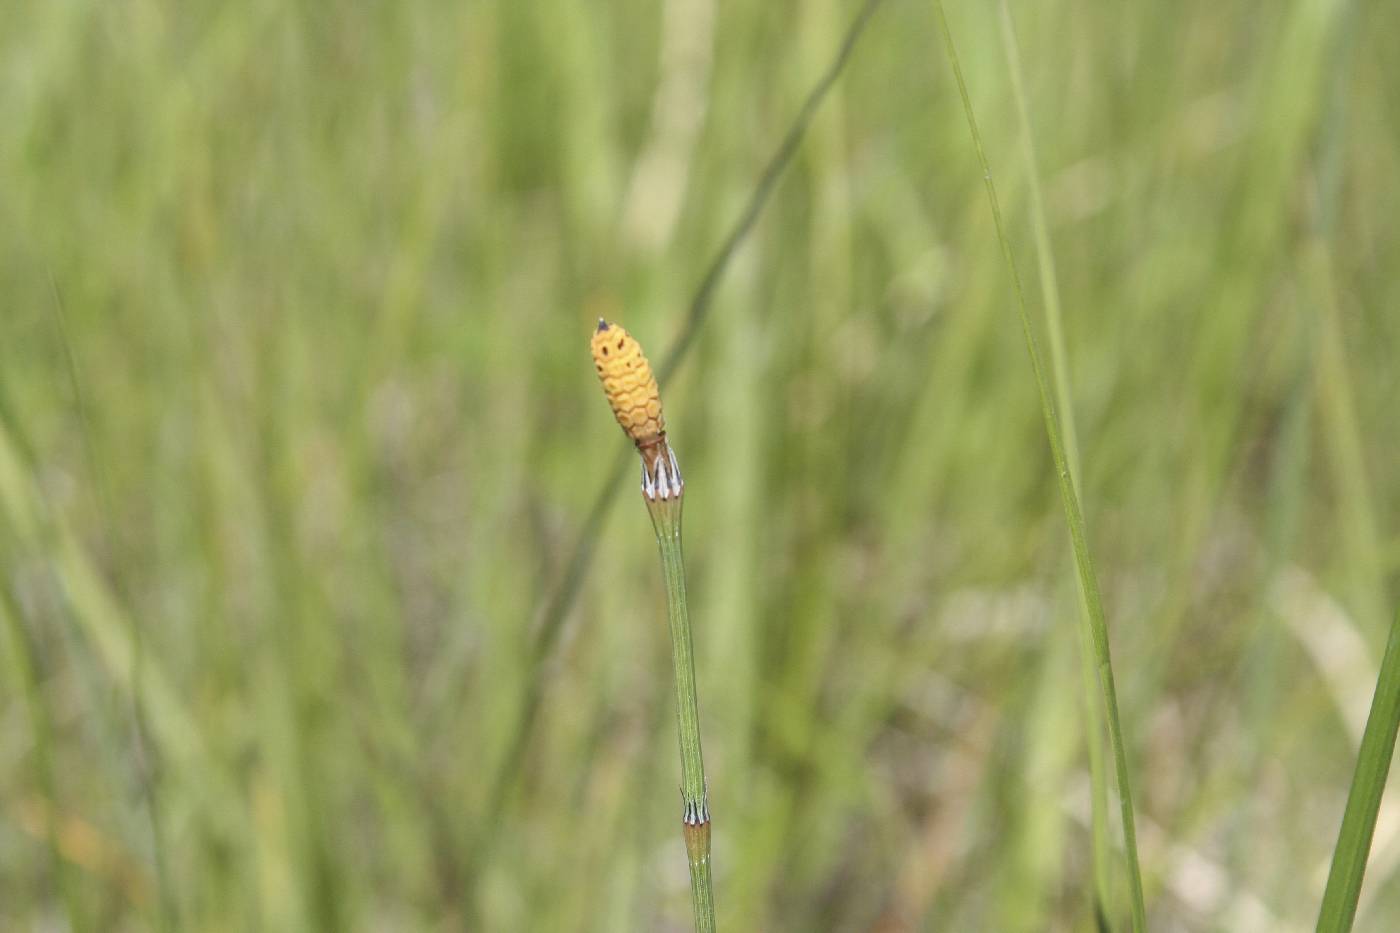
{"left": 2, "top": 0, "right": 1399, "bottom": 929}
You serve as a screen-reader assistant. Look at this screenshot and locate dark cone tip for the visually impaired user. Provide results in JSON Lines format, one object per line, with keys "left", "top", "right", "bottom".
{"left": 596, "top": 319, "right": 609, "bottom": 332}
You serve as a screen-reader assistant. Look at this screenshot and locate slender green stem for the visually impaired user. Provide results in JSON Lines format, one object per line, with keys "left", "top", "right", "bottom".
{"left": 996, "top": 1, "right": 1113, "bottom": 916}
{"left": 645, "top": 450, "right": 716, "bottom": 933}
{"left": 932, "top": 4, "right": 1148, "bottom": 929}
{"left": 649, "top": 495, "right": 708, "bottom": 810}
{"left": 1316, "top": 609, "right": 1400, "bottom": 933}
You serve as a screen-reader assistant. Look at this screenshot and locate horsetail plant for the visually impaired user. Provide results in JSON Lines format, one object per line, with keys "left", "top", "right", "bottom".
{"left": 591, "top": 320, "right": 716, "bottom": 933}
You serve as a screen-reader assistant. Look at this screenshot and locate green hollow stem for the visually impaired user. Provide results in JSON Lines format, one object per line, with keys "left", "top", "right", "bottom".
{"left": 1316, "top": 609, "right": 1400, "bottom": 933}
{"left": 644, "top": 456, "right": 716, "bottom": 933}
{"left": 932, "top": 3, "right": 1148, "bottom": 930}
{"left": 996, "top": 0, "right": 1114, "bottom": 916}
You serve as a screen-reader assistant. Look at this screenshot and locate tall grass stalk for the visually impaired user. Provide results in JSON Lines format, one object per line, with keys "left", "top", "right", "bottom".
{"left": 1315, "top": 609, "right": 1400, "bottom": 933}
{"left": 932, "top": 3, "right": 1148, "bottom": 929}
{"left": 996, "top": 1, "right": 1114, "bottom": 916}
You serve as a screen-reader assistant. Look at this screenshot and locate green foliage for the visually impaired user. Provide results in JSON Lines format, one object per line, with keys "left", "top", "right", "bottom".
{"left": 1317, "top": 612, "right": 1400, "bottom": 933}
{"left": 1, "top": 0, "right": 1398, "bottom": 930}
{"left": 934, "top": 3, "right": 1145, "bottom": 926}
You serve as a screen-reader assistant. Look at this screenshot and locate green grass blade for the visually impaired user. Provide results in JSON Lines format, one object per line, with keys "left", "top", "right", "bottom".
{"left": 932, "top": 3, "right": 1148, "bottom": 928}
{"left": 1316, "top": 609, "right": 1400, "bottom": 933}
{"left": 996, "top": 2, "right": 1114, "bottom": 917}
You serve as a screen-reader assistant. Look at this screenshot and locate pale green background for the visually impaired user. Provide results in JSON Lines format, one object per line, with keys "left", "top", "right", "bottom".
{"left": 1, "top": 0, "right": 1397, "bottom": 930}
